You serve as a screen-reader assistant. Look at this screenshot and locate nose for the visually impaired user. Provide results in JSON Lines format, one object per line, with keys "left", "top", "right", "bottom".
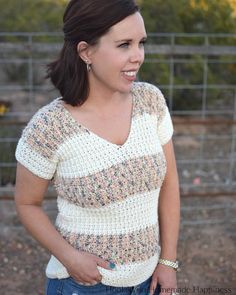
{"left": 130, "top": 46, "right": 144, "bottom": 64}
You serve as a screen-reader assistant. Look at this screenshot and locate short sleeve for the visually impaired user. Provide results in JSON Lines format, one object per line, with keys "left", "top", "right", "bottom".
{"left": 154, "top": 87, "right": 174, "bottom": 145}
{"left": 157, "top": 104, "right": 174, "bottom": 145}
{"left": 15, "top": 108, "right": 59, "bottom": 180}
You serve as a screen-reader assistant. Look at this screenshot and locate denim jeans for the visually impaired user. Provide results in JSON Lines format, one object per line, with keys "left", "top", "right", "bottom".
{"left": 45, "top": 275, "right": 161, "bottom": 295}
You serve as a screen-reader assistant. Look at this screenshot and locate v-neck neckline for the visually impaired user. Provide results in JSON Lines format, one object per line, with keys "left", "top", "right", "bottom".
{"left": 57, "top": 90, "right": 136, "bottom": 149}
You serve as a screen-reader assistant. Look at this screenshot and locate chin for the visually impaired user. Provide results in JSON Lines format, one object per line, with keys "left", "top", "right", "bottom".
{"left": 108, "top": 80, "right": 133, "bottom": 95}
{"left": 119, "top": 82, "right": 134, "bottom": 93}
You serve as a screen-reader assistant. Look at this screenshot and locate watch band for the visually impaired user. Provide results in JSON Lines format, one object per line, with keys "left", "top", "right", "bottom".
{"left": 158, "top": 258, "right": 179, "bottom": 271}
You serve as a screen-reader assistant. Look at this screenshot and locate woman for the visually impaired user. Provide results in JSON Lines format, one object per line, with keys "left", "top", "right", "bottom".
{"left": 14, "top": 0, "right": 180, "bottom": 294}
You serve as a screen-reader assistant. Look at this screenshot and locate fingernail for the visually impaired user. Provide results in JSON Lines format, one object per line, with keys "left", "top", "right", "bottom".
{"left": 109, "top": 262, "right": 116, "bottom": 269}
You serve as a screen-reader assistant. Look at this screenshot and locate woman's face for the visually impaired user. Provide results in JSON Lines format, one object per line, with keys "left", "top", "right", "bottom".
{"left": 88, "top": 12, "right": 147, "bottom": 95}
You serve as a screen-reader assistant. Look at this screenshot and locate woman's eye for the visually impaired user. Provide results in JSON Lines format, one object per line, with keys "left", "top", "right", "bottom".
{"left": 119, "top": 43, "right": 129, "bottom": 48}
{"left": 118, "top": 40, "right": 147, "bottom": 48}
{"left": 140, "top": 40, "right": 147, "bottom": 47}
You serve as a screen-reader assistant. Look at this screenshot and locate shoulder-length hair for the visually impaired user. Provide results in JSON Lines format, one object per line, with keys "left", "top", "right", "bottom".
{"left": 46, "top": 0, "right": 139, "bottom": 106}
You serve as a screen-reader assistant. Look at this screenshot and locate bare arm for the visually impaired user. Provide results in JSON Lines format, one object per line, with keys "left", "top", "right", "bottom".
{"left": 14, "top": 162, "right": 77, "bottom": 266}
{"left": 14, "top": 163, "right": 112, "bottom": 284}
{"left": 158, "top": 139, "right": 180, "bottom": 261}
{"left": 150, "top": 139, "right": 180, "bottom": 295}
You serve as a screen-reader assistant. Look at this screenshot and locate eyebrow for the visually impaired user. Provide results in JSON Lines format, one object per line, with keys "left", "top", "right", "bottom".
{"left": 115, "top": 36, "right": 147, "bottom": 43}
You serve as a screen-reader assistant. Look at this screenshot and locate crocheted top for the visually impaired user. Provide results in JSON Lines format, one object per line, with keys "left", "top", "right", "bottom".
{"left": 15, "top": 82, "right": 174, "bottom": 287}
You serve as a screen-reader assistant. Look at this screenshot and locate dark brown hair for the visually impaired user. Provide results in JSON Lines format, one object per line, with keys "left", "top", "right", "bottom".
{"left": 46, "top": 0, "right": 139, "bottom": 106}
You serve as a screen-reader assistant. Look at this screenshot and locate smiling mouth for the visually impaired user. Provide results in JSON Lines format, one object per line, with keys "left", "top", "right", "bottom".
{"left": 123, "top": 71, "right": 137, "bottom": 77}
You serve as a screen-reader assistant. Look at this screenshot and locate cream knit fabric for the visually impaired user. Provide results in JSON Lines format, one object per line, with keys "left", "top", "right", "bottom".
{"left": 15, "top": 82, "right": 174, "bottom": 287}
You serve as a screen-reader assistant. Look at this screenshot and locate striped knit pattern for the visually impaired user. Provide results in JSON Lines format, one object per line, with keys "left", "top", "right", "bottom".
{"left": 15, "top": 82, "right": 174, "bottom": 287}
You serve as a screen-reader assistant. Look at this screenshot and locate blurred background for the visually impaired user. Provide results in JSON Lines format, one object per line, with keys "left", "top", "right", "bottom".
{"left": 0, "top": 0, "right": 235, "bottom": 294}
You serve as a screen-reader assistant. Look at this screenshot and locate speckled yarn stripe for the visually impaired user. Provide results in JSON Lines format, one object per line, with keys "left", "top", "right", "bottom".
{"left": 15, "top": 82, "right": 174, "bottom": 287}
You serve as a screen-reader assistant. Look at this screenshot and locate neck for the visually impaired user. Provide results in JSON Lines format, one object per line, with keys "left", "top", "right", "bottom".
{"left": 83, "top": 81, "right": 132, "bottom": 112}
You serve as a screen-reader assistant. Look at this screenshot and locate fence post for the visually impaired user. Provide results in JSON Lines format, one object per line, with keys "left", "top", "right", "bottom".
{"left": 228, "top": 87, "right": 236, "bottom": 186}
{"left": 28, "top": 34, "right": 34, "bottom": 112}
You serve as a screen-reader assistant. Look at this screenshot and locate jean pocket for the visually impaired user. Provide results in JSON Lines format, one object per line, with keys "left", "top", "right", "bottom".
{"left": 67, "top": 277, "right": 101, "bottom": 287}
{"left": 46, "top": 278, "right": 64, "bottom": 295}
{"left": 62, "top": 277, "right": 104, "bottom": 295}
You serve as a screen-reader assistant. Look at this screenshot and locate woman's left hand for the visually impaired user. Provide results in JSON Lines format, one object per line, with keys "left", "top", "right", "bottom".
{"left": 149, "top": 263, "right": 177, "bottom": 295}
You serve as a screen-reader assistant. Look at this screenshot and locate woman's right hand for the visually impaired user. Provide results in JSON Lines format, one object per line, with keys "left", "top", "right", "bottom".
{"left": 14, "top": 164, "right": 115, "bottom": 286}
{"left": 64, "top": 249, "right": 115, "bottom": 285}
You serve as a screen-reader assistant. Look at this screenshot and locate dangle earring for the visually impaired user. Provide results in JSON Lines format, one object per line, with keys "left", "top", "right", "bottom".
{"left": 85, "top": 60, "right": 91, "bottom": 72}
{"left": 87, "top": 63, "right": 91, "bottom": 72}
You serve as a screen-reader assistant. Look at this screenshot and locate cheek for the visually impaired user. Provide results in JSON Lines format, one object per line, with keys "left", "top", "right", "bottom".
{"left": 95, "top": 56, "right": 126, "bottom": 76}
{"left": 140, "top": 49, "right": 145, "bottom": 63}
{"left": 92, "top": 47, "right": 130, "bottom": 79}
{"left": 99, "top": 48, "right": 127, "bottom": 67}
{"left": 110, "top": 54, "right": 127, "bottom": 68}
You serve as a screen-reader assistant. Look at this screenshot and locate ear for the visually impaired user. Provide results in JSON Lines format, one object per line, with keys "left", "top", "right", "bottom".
{"left": 77, "top": 41, "right": 92, "bottom": 64}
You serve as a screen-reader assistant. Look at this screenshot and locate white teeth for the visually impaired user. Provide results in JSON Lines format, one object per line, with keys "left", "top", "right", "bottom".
{"left": 124, "top": 71, "right": 136, "bottom": 77}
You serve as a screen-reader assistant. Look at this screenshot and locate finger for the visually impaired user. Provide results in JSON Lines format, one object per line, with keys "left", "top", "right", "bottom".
{"left": 90, "top": 273, "right": 102, "bottom": 284}
{"left": 71, "top": 278, "right": 87, "bottom": 285}
{"left": 95, "top": 274, "right": 103, "bottom": 282}
{"left": 86, "top": 280, "right": 100, "bottom": 286}
{"left": 96, "top": 257, "right": 116, "bottom": 270}
{"left": 76, "top": 281, "right": 97, "bottom": 286}
{"left": 77, "top": 277, "right": 99, "bottom": 286}
{"left": 149, "top": 278, "right": 159, "bottom": 295}
{"left": 73, "top": 274, "right": 94, "bottom": 285}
